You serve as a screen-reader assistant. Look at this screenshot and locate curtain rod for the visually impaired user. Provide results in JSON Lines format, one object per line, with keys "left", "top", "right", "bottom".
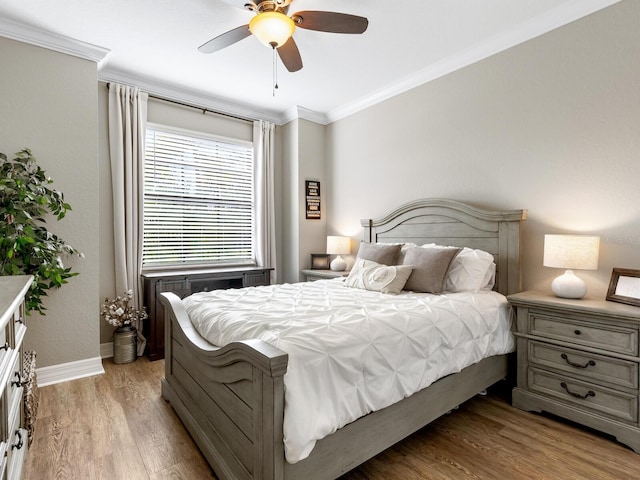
{"left": 105, "top": 82, "right": 254, "bottom": 124}
{"left": 148, "top": 94, "right": 254, "bottom": 124}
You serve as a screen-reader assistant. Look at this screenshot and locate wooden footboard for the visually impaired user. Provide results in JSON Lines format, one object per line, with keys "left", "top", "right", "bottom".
{"left": 160, "top": 292, "right": 289, "bottom": 480}
{"left": 160, "top": 291, "right": 509, "bottom": 480}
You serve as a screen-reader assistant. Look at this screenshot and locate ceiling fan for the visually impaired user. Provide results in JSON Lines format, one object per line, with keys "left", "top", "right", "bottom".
{"left": 198, "top": 0, "right": 369, "bottom": 72}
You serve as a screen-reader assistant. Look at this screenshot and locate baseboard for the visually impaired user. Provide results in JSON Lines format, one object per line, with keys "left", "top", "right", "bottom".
{"left": 36, "top": 356, "right": 105, "bottom": 387}
{"left": 101, "top": 342, "right": 114, "bottom": 359}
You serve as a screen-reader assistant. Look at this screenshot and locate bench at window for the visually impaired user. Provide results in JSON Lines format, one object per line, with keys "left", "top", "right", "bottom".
{"left": 142, "top": 267, "right": 272, "bottom": 360}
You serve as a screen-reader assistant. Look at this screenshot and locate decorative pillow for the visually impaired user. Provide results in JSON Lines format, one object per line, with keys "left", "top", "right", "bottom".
{"left": 345, "top": 259, "right": 413, "bottom": 294}
{"left": 398, "top": 242, "right": 418, "bottom": 264}
{"left": 365, "top": 242, "right": 418, "bottom": 264}
{"left": 401, "top": 246, "right": 461, "bottom": 294}
{"left": 355, "top": 242, "right": 402, "bottom": 266}
{"left": 422, "top": 244, "right": 496, "bottom": 292}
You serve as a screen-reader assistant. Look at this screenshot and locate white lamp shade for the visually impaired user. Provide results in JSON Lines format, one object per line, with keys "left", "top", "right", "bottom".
{"left": 543, "top": 235, "right": 600, "bottom": 270}
{"left": 326, "top": 236, "right": 351, "bottom": 255}
{"left": 543, "top": 234, "right": 600, "bottom": 299}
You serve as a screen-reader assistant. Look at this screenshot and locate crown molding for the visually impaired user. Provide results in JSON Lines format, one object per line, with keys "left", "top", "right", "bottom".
{"left": 99, "top": 67, "right": 287, "bottom": 125}
{"left": 2, "top": 0, "right": 620, "bottom": 126}
{"left": 296, "top": 107, "right": 329, "bottom": 125}
{"left": 0, "top": 16, "right": 110, "bottom": 67}
{"left": 325, "top": 0, "right": 622, "bottom": 123}
{"left": 100, "top": 68, "right": 329, "bottom": 126}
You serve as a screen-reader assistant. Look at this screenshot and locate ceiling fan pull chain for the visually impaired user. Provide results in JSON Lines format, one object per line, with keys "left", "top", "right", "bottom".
{"left": 272, "top": 45, "right": 279, "bottom": 97}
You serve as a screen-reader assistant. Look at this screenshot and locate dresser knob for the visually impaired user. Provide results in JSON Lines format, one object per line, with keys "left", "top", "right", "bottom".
{"left": 574, "top": 330, "right": 582, "bottom": 335}
{"left": 561, "top": 353, "right": 596, "bottom": 369}
{"left": 11, "top": 430, "right": 23, "bottom": 450}
{"left": 11, "top": 371, "right": 27, "bottom": 388}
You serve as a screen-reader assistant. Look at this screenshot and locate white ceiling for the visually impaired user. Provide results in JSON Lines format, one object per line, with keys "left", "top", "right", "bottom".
{"left": 0, "top": 0, "right": 620, "bottom": 124}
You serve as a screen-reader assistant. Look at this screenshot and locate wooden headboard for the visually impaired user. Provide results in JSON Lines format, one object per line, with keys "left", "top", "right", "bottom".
{"left": 361, "top": 198, "right": 527, "bottom": 296}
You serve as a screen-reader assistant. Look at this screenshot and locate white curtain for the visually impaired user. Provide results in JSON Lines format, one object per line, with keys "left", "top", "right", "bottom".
{"left": 254, "top": 120, "right": 277, "bottom": 284}
{"left": 108, "top": 83, "right": 148, "bottom": 355}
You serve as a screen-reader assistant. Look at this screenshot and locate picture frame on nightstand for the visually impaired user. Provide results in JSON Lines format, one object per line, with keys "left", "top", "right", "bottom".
{"left": 606, "top": 267, "right": 640, "bottom": 306}
{"left": 310, "top": 253, "right": 330, "bottom": 270}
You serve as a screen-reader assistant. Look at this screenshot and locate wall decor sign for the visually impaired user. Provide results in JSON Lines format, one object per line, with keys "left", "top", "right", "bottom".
{"left": 606, "top": 268, "right": 640, "bottom": 307}
{"left": 306, "top": 180, "right": 321, "bottom": 220}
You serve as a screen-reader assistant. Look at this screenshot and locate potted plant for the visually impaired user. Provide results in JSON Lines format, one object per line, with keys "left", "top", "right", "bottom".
{"left": 101, "top": 290, "right": 147, "bottom": 364}
{"left": 0, "top": 148, "right": 81, "bottom": 314}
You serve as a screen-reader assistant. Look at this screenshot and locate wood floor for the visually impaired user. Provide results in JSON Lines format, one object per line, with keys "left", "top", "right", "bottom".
{"left": 24, "top": 357, "right": 640, "bottom": 480}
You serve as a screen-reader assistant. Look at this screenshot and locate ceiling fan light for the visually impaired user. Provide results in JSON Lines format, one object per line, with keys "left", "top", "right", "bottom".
{"left": 249, "top": 11, "right": 295, "bottom": 48}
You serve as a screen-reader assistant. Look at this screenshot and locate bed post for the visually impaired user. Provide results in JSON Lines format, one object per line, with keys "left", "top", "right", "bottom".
{"left": 257, "top": 369, "right": 286, "bottom": 480}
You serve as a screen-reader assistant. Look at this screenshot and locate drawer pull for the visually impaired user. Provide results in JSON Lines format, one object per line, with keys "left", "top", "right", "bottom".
{"left": 561, "top": 353, "right": 596, "bottom": 369}
{"left": 11, "top": 371, "right": 27, "bottom": 388}
{"left": 11, "top": 430, "right": 23, "bottom": 450}
{"left": 560, "top": 382, "right": 595, "bottom": 400}
{"left": 0, "top": 342, "right": 9, "bottom": 351}
{"left": 574, "top": 330, "right": 582, "bottom": 335}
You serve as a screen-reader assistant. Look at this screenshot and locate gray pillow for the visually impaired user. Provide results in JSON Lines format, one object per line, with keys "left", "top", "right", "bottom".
{"left": 356, "top": 242, "right": 401, "bottom": 266}
{"left": 402, "top": 246, "right": 461, "bottom": 293}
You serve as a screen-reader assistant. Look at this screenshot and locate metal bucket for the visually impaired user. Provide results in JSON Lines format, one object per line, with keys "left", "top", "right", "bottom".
{"left": 113, "top": 326, "right": 137, "bottom": 364}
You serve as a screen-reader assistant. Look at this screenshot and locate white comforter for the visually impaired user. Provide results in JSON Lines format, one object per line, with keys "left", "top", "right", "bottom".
{"left": 184, "top": 278, "right": 514, "bottom": 464}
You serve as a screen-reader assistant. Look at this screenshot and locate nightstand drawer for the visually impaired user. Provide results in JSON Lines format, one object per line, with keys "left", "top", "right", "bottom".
{"left": 528, "top": 367, "right": 638, "bottom": 424}
{"left": 529, "top": 312, "right": 638, "bottom": 356}
{"left": 529, "top": 341, "right": 638, "bottom": 390}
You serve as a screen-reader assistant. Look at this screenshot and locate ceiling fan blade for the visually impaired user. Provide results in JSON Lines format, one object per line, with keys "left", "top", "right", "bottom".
{"left": 277, "top": 37, "right": 303, "bottom": 72}
{"left": 198, "top": 24, "right": 251, "bottom": 54}
{"left": 291, "top": 11, "right": 368, "bottom": 34}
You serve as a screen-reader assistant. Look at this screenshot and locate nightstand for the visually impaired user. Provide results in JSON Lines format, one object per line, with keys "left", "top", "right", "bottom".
{"left": 509, "top": 290, "right": 640, "bottom": 453}
{"left": 301, "top": 269, "right": 349, "bottom": 282}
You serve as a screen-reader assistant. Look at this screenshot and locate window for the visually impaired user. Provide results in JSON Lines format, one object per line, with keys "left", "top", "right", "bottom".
{"left": 143, "top": 125, "right": 255, "bottom": 269}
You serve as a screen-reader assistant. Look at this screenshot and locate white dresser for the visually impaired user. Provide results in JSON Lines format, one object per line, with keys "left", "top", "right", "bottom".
{"left": 0, "top": 276, "right": 32, "bottom": 479}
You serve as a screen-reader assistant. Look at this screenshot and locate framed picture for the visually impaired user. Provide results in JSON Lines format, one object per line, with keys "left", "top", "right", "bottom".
{"left": 606, "top": 268, "right": 640, "bottom": 307}
{"left": 305, "top": 180, "right": 321, "bottom": 220}
{"left": 310, "top": 254, "right": 330, "bottom": 270}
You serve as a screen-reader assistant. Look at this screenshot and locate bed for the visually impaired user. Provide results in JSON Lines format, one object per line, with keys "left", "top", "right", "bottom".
{"left": 160, "top": 198, "right": 527, "bottom": 480}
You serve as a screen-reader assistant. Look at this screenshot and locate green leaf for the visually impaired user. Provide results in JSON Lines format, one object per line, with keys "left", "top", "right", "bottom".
{"left": 0, "top": 148, "right": 83, "bottom": 314}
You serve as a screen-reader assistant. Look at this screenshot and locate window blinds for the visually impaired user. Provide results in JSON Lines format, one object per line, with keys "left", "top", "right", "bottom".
{"left": 143, "top": 125, "right": 255, "bottom": 268}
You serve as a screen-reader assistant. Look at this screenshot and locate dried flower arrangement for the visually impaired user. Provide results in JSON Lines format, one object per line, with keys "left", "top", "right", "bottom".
{"left": 101, "top": 290, "right": 147, "bottom": 329}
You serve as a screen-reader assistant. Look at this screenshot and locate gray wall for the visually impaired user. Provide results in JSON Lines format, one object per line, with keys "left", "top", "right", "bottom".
{"left": 0, "top": 37, "right": 100, "bottom": 367}
{"left": 3, "top": 0, "right": 639, "bottom": 368}
{"left": 325, "top": 0, "right": 640, "bottom": 299}
{"left": 277, "top": 118, "right": 328, "bottom": 284}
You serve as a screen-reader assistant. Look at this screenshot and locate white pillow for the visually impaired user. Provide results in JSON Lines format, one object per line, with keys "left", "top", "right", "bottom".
{"left": 345, "top": 259, "right": 413, "bottom": 294}
{"left": 421, "top": 244, "right": 495, "bottom": 292}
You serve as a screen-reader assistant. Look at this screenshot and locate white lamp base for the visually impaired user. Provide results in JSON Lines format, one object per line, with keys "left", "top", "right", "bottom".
{"left": 330, "top": 255, "right": 347, "bottom": 271}
{"left": 551, "top": 270, "right": 587, "bottom": 299}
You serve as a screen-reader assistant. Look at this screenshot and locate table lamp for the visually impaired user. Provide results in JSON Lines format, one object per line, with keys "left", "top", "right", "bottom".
{"left": 327, "top": 236, "right": 351, "bottom": 271}
{"left": 543, "top": 234, "right": 600, "bottom": 299}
